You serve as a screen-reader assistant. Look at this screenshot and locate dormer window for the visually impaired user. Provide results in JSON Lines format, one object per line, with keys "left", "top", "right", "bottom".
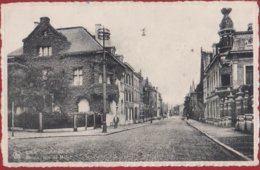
{"left": 38, "top": 46, "right": 52, "bottom": 56}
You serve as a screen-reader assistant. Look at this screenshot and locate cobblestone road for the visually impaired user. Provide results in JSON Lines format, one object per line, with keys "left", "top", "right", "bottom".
{"left": 8, "top": 117, "right": 245, "bottom": 162}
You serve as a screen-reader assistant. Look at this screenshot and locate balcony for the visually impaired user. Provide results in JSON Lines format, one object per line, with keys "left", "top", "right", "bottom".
{"left": 89, "top": 83, "right": 119, "bottom": 101}
{"left": 215, "top": 86, "right": 231, "bottom": 98}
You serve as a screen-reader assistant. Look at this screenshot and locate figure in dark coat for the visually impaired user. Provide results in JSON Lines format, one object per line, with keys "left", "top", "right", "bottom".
{"left": 113, "top": 115, "right": 119, "bottom": 128}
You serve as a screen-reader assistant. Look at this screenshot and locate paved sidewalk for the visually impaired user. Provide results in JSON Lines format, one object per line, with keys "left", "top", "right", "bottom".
{"left": 8, "top": 121, "right": 152, "bottom": 140}
{"left": 186, "top": 119, "right": 254, "bottom": 160}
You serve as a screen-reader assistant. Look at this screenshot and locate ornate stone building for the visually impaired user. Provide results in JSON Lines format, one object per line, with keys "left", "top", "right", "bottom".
{"left": 202, "top": 8, "right": 254, "bottom": 132}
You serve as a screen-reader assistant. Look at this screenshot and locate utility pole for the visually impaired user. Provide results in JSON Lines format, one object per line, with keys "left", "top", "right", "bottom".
{"left": 98, "top": 26, "right": 110, "bottom": 133}
{"left": 102, "top": 26, "right": 107, "bottom": 133}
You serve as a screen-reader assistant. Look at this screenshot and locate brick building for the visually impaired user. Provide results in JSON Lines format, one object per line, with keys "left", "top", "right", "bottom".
{"left": 8, "top": 17, "right": 126, "bottom": 128}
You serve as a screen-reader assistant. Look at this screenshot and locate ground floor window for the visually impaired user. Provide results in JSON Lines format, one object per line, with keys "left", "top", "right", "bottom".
{"left": 245, "top": 66, "right": 253, "bottom": 85}
{"left": 78, "top": 99, "right": 90, "bottom": 113}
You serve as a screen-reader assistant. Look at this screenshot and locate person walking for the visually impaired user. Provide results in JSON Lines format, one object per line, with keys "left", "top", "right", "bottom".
{"left": 113, "top": 114, "right": 119, "bottom": 128}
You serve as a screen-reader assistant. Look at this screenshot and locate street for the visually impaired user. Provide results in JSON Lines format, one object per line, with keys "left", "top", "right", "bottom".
{"left": 8, "top": 117, "right": 245, "bottom": 162}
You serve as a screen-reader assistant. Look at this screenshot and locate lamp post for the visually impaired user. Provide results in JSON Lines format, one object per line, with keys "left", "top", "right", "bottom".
{"left": 98, "top": 26, "right": 110, "bottom": 133}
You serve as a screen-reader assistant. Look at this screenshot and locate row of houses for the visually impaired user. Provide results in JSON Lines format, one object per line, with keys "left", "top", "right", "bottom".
{"left": 176, "top": 8, "right": 254, "bottom": 133}
{"left": 8, "top": 17, "right": 166, "bottom": 130}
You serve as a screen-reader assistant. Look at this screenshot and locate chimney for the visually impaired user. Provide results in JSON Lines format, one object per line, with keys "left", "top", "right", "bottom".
{"left": 40, "top": 17, "right": 50, "bottom": 24}
{"left": 248, "top": 23, "right": 253, "bottom": 31}
{"left": 95, "top": 24, "right": 102, "bottom": 42}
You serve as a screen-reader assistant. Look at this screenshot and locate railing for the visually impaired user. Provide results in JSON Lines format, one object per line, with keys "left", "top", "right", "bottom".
{"left": 215, "top": 86, "right": 230, "bottom": 92}
{"left": 89, "top": 83, "right": 119, "bottom": 97}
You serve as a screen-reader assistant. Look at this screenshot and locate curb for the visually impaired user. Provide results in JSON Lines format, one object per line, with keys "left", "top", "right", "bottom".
{"left": 8, "top": 124, "right": 148, "bottom": 140}
{"left": 104, "top": 124, "right": 148, "bottom": 136}
{"left": 185, "top": 120, "right": 252, "bottom": 161}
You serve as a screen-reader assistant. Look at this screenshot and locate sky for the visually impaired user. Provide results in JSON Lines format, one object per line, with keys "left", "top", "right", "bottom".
{"left": 2, "top": 1, "right": 258, "bottom": 107}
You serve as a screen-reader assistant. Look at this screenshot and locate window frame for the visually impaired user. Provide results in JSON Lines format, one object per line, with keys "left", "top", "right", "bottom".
{"left": 244, "top": 65, "right": 253, "bottom": 85}
{"left": 73, "top": 67, "right": 83, "bottom": 86}
{"left": 38, "top": 46, "right": 52, "bottom": 57}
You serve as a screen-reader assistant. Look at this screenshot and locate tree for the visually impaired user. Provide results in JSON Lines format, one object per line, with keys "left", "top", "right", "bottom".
{"left": 8, "top": 64, "right": 70, "bottom": 128}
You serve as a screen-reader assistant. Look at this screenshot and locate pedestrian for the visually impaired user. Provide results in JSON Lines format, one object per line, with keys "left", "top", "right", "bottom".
{"left": 113, "top": 114, "right": 119, "bottom": 128}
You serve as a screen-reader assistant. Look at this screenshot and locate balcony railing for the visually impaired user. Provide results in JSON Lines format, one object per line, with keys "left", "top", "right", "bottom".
{"left": 89, "top": 83, "right": 119, "bottom": 98}
{"left": 215, "top": 86, "right": 231, "bottom": 98}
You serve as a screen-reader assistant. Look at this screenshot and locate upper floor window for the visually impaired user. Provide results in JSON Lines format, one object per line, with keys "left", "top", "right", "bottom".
{"left": 128, "top": 92, "right": 131, "bottom": 102}
{"left": 127, "top": 76, "right": 129, "bottom": 84}
{"left": 107, "top": 76, "right": 111, "bottom": 85}
{"left": 125, "top": 91, "right": 128, "bottom": 101}
{"left": 245, "top": 66, "right": 253, "bottom": 85}
{"left": 99, "top": 74, "right": 102, "bottom": 84}
{"left": 73, "top": 68, "right": 83, "bottom": 86}
{"left": 221, "top": 74, "right": 230, "bottom": 87}
{"left": 39, "top": 46, "right": 52, "bottom": 57}
{"left": 42, "top": 69, "right": 49, "bottom": 80}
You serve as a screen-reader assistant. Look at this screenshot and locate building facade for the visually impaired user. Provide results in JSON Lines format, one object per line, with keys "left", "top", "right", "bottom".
{"left": 202, "top": 8, "right": 253, "bottom": 132}
{"left": 124, "top": 62, "right": 135, "bottom": 124}
{"left": 133, "top": 71, "right": 143, "bottom": 123}
{"left": 8, "top": 17, "right": 166, "bottom": 130}
{"left": 8, "top": 17, "right": 126, "bottom": 129}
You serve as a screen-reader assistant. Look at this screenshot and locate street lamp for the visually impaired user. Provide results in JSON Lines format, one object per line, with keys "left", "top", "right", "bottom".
{"left": 97, "top": 26, "right": 110, "bottom": 133}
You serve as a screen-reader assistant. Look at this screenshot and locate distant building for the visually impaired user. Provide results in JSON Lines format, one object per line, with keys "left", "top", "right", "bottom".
{"left": 142, "top": 78, "right": 161, "bottom": 120}
{"left": 124, "top": 62, "right": 135, "bottom": 124}
{"left": 172, "top": 104, "right": 184, "bottom": 116}
{"left": 133, "top": 71, "right": 143, "bottom": 123}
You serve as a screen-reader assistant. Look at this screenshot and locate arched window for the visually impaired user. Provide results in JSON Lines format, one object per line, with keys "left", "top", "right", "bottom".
{"left": 78, "top": 99, "right": 90, "bottom": 113}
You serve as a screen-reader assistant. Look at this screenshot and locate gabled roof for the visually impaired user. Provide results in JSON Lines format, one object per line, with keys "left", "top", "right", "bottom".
{"left": 8, "top": 26, "right": 103, "bottom": 57}
{"left": 56, "top": 26, "right": 103, "bottom": 54}
{"left": 8, "top": 47, "right": 23, "bottom": 57}
{"left": 124, "top": 62, "right": 135, "bottom": 72}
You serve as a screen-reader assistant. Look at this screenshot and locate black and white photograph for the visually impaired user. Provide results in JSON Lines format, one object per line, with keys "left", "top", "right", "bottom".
{"left": 1, "top": 1, "right": 259, "bottom": 167}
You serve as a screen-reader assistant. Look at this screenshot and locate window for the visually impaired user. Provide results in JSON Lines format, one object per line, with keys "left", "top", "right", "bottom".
{"left": 221, "top": 74, "right": 230, "bottom": 87}
{"left": 107, "top": 76, "right": 111, "bottom": 85}
{"left": 128, "top": 92, "right": 132, "bottom": 102}
{"left": 245, "top": 66, "right": 253, "bottom": 85}
{"left": 39, "top": 46, "right": 52, "bottom": 56}
{"left": 78, "top": 99, "right": 90, "bottom": 113}
{"left": 42, "top": 69, "right": 48, "bottom": 80}
{"left": 125, "top": 108, "right": 128, "bottom": 120}
{"left": 99, "top": 74, "right": 102, "bottom": 84}
{"left": 129, "top": 108, "right": 132, "bottom": 120}
{"left": 73, "top": 68, "right": 83, "bottom": 86}
{"left": 127, "top": 75, "right": 129, "bottom": 84}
